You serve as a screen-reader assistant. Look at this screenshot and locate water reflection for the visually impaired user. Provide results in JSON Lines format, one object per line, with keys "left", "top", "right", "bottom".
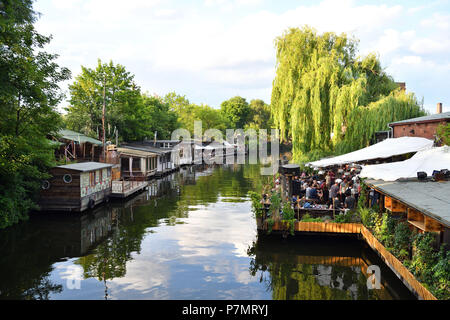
{"left": 248, "top": 235, "right": 416, "bottom": 300}
{"left": 0, "top": 164, "right": 415, "bottom": 300}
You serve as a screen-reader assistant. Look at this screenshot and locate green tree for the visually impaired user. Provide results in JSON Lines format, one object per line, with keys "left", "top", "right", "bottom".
{"left": 140, "top": 93, "right": 178, "bottom": 140}
{"left": 246, "top": 99, "right": 273, "bottom": 131}
{"left": 65, "top": 59, "right": 144, "bottom": 142}
{"left": 220, "top": 96, "right": 251, "bottom": 129}
{"left": 164, "top": 92, "right": 228, "bottom": 135}
{"left": 0, "top": 0, "right": 71, "bottom": 228}
{"left": 270, "top": 26, "right": 425, "bottom": 161}
{"left": 437, "top": 123, "right": 450, "bottom": 146}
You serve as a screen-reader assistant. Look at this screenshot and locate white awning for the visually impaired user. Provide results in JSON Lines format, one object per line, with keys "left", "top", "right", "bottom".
{"left": 308, "top": 137, "right": 434, "bottom": 168}
{"left": 360, "top": 146, "right": 450, "bottom": 181}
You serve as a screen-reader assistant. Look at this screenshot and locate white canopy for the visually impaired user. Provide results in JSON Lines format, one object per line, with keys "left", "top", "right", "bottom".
{"left": 360, "top": 146, "right": 450, "bottom": 181}
{"left": 308, "top": 137, "right": 434, "bottom": 168}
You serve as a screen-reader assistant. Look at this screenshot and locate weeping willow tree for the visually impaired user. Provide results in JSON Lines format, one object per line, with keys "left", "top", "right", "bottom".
{"left": 271, "top": 26, "right": 426, "bottom": 162}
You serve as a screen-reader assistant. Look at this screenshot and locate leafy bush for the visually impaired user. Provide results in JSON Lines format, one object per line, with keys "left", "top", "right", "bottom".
{"left": 410, "top": 232, "right": 437, "bottom": 283}
{"left": 281, "top": 202, "right": 295, "bottom": 220}
{"left": 392, "top": 222, "right": 413, "bottom": 260}
{"left": 301, "top": 214, "right": 323, "bottom": 222}
{"left": 248, "top": 191, "right": 263, "bottom": 217}
{"left": 334, "top": 211, "right": 353, "bottom": 223}
{"left": 431, "top": 246, "right": 450, "bottom": 300}
{"left": 266, "top": 218, "right": 275, "bottom": 234}
{"left": 359, "top": 207, "right": 377, "bottom": 229}
{"left": 379, "top": 213, "right": 397, "bottom": 249}
{"left": 269, "top": 192, "right": 282, "bottom": 219}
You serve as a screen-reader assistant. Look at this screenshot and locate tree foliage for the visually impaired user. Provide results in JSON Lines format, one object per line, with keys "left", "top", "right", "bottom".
{"left": 0, "top": 0, "right": 70, "bottom": 228}
{"left": 437, "top": 122, "right": 450, "bottom": 146}
{"left": 164, "top": 92, "right": 228, "bottom": 135}
{"left": 65, "top": 60, "right": 144, "bottom": 141}
{"left": 270, "top": 26, "right": 425, "bottom": 161}
{"left": 245, "top": 99, "right": 273, "bottom": 132}
{"left": 220, "top": 96, "right": 251, "bottom": 129}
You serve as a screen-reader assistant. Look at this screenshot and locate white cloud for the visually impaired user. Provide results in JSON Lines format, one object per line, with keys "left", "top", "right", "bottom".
{"left": 33, "top": 0, "right": 450, "bottom": 108}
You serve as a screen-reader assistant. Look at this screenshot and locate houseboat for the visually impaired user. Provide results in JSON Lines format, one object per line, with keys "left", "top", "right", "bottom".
{"left": 39, "top": 162, "right": 114, "bottom": 212}
{"left": 121, "top": 143, "right": 176, "bottom": 177}
{"left": 117, "top": 146, "right": 158, "bottom": 180}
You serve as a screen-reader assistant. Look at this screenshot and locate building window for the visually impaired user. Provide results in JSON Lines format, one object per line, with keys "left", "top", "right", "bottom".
{"left": 63, "top": 174, "right": 72, "bottom": 184}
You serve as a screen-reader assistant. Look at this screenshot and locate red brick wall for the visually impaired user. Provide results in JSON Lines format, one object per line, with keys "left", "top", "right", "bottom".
{"left": 392, "top": 120, "right": 449, "bottom": 140}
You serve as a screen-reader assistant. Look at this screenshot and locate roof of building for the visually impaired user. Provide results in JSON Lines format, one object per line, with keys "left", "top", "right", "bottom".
{"left": 120, "top": 143, "right": 172, "bottom": 154}
{"left": 389, "top": 111, "right": 450, "bottom": 126}
{"left": 117, "top": 147, "right": 158, "bottom": 157}
{"left": 57, "top": 129, "right": 103, "bottom": 146}
{"left": 360, "top": 146, "right": 450, "bottom": 181}
{"left": 366, "top": 179, "right": 450, "bottom": 228}
{"left": 56, "top": 162, "right": 113, "bottom": 172}
{"left": 308, "top": 137, "right": 433, "bottom": 168}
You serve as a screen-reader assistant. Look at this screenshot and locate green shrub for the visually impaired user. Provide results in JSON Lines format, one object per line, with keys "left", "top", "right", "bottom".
{"left": 359, "top": 207, "right": 377, "bottom": 229}
{"left": 248, "top": 191, "right": 263, "bottom": 218}
{"left": 301, "top": 214, "right": 323, "bottom": 222}
{"left": 392, "top": 222, "right": 413, "bottom": 260}
{"left": 379, "top": 213, "right": 397, "bottom": 248}
{"left": 431, "top": 246, "right": 450, "bottom": 300}
{"left": 410, "top": 232, "right": 437, "bottom": 283}
{"left": 281, "top": 202, "right": 295, "bottom": 220}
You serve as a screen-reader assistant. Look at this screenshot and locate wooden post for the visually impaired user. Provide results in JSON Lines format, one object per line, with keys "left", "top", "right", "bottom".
{"left": 129, "top": 157, "right": 133, "bottom": 177}
{"left": 102, "top": 74, "right": 106, "bottom": 162}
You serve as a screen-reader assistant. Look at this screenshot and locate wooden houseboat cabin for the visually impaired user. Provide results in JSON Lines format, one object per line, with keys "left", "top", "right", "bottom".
{"left": 39, "top": 162, "right": 114, "bottom": 212}
{"left": 121, "top": 143, "right": 175, "bottom": 176}
{"left": 49, "top": 129, "right": 104, "bottom": 162}
{"left": 117, "top": 147, "right": 158, "bottom": 180}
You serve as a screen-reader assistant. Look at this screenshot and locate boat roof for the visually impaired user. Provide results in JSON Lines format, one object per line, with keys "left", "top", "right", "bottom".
{"left": 366, "top": 179, "right": 450, "bottom": 228}
{"left": 120, "top": 143, "right": 172, "bottom": 154}
{"left": 57, "top": 129, "right": 102, "bottom": 146}
{"left": 56, "top": 162, "right": 113, "bottom": 172}
{"left": 389, "top": 112, "right": 450, "bottom": 126}
{"left": 117, "top": 147, "right": 158, "bottom": 157}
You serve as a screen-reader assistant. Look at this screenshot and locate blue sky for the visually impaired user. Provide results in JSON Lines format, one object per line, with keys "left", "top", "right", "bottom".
{"left": 33, "top": 0, "right": 450, "bottom": 113}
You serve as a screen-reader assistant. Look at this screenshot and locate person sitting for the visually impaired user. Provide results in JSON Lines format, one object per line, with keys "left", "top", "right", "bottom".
{"left": 331, "top": 196, "right": 341, "bottom": 211}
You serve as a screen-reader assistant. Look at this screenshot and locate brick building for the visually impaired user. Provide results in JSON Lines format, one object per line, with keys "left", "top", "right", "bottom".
{"left": 389, "top": 103, "right": 450, "bottom": 142}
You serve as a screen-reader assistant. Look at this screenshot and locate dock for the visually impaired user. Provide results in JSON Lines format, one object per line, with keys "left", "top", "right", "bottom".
{"left": 110, "top": 180, "right": 148, "bottom": 198}
{"left": 257, "top": 218, "right": 437, "bottom": 300}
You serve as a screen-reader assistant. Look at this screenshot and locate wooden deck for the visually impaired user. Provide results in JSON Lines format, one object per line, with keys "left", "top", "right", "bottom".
{"left": 110, "top": 180, "right": 148, "bottom": 198}
{"left": 257, "top": 219, "right": 437, "bottom": 300}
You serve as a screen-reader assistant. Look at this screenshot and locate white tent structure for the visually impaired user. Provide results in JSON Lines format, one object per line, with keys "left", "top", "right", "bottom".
{"left": 360, "top": 146, "right": 450, "bottom": 181}
{"left": 308, "top": 137, "right": 434, "bottom": 168}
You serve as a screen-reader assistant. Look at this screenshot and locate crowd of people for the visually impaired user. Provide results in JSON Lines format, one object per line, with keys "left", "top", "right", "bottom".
{"left": 288, "top": 165, "right": 362, "bottom": 212}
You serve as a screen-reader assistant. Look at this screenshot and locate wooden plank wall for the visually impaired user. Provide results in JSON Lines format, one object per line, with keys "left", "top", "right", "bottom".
{"left": 359, "top": 225, "right": 436, "bottom": 300}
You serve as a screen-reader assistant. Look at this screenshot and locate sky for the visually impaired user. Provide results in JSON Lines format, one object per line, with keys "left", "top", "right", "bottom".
{"left": 33, "top": 0, "right": 450, "bottom": 113}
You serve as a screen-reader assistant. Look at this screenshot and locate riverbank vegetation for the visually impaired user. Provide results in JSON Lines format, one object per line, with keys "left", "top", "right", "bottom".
{"left": 270, "top": 26, "right": 426, "bottom": 163}
{"left": 0, "top": 0, "right": 71, "bottom": 228}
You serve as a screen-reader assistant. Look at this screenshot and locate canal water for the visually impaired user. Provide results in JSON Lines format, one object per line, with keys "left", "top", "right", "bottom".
{"left": 0, "top": 164, "right": 415, "bottom": 300}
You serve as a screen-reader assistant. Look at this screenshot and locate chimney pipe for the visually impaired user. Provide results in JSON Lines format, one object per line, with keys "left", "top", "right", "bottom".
{"left": 437, "top": 102, "right": 443, "bottom": 114}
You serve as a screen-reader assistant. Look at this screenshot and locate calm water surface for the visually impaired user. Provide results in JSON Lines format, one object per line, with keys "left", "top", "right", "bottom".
{"left": 0, "top": 164, "right": 415, "bottom": 300}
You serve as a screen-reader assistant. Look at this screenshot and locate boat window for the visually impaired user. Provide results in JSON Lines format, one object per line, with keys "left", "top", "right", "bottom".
{"left": 63, "top": 174, "right": 72, "bottom": 184}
